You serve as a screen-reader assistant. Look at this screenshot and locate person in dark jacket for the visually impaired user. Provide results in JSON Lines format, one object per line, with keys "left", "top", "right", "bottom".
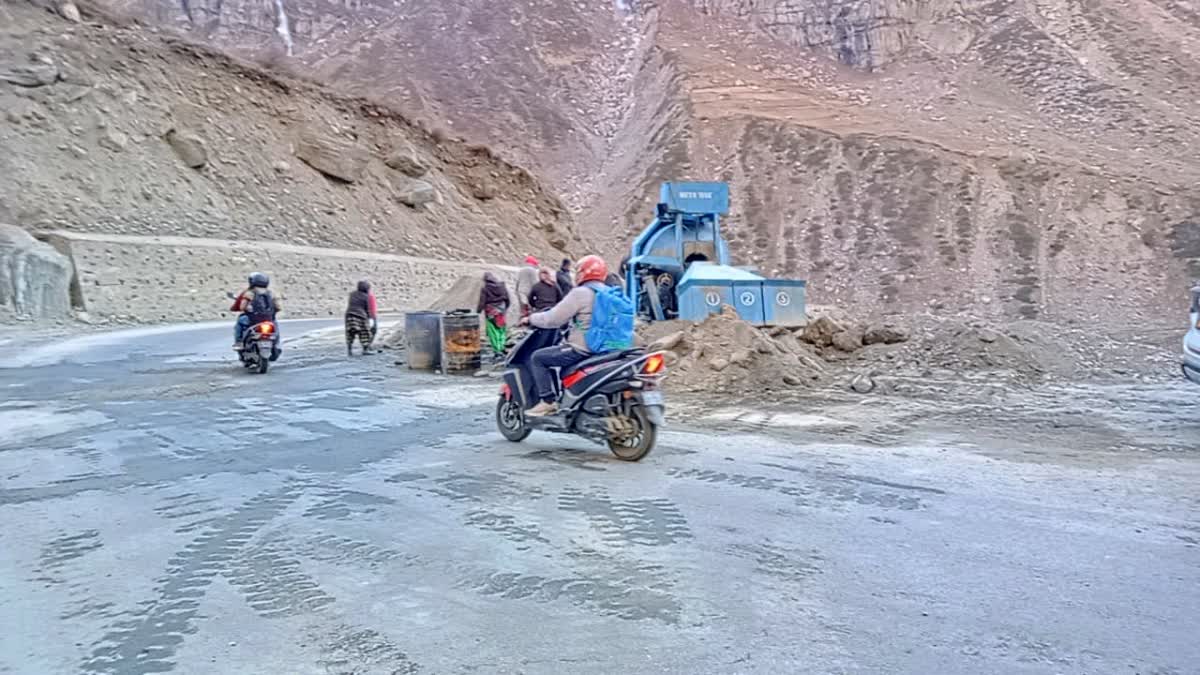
{"left": 529, "top": 267, "right": 563, "bottom": 312}
{"left": 556, "top": 259, "right": 573, "bottom": 296}
{"left": 477, "top": 272, "right": 511, "bottom": 357}
{"left": 344, "top": 280, "right": 377, "bottom": 356}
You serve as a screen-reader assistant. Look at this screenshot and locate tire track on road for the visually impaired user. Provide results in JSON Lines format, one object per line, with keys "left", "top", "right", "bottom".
{"left": 80, "top": 483, "right": 304, "bottom": 675}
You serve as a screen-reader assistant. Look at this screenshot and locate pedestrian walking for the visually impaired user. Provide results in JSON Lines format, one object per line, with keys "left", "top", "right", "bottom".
{"left": 344, "top": 280, "right": 378, "bottom": 356}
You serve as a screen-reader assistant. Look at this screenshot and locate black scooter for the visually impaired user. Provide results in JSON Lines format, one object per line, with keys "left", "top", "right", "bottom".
{"left": 495, "top": 328, "right": 667, "bottom": 461}
{"left": 226, "top": 292, "right": 281, "bottom": 374}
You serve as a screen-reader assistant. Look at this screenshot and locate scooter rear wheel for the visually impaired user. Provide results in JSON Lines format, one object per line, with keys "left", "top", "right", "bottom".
{"left": 606, "top": 406, "right": 656, "bottom": 462}
{"left": 496, "top": 396, "right": 531, "bottom": 442}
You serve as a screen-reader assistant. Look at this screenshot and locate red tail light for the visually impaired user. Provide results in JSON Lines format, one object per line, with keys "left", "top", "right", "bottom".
{"left": 257, "top": 322, "right": 274, "bottom": 334}
{"left": 642, "top": 353, "right": 665, "bottom": 375}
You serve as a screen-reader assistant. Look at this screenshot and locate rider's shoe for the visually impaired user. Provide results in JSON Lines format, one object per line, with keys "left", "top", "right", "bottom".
{"left": 525, "top": 401, "right": 558, "bottom": 417}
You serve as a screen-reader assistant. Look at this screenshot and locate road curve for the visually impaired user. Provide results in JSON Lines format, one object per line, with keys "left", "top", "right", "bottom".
{"left": 0, "top": 321, "right": 1197, "bottom": 674}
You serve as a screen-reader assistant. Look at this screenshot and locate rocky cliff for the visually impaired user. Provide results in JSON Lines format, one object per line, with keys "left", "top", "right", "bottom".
{"left": 19, "top": 0, "right": 1200, "bottom": 326}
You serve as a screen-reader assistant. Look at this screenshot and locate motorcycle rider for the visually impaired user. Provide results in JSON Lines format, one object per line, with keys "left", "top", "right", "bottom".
{"left": 519, "top": 254, "right": 609, "bottom": 417}
{"left": 230, "top": 272, "right": 280, "bottom": 349}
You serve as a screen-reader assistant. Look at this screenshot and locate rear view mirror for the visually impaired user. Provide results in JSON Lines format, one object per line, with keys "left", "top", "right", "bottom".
{"left": 1191, "top": 286, "right": 1200, "bottom": 314}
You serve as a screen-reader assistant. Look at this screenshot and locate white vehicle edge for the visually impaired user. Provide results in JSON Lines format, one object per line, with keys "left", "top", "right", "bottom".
{"left": 1184, "top": 285, "right": 1200, "bottom": 384}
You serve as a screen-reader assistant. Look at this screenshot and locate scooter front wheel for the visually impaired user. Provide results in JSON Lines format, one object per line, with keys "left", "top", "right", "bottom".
{"left": 496, "top": 396, "right": 531, "bottom": 442}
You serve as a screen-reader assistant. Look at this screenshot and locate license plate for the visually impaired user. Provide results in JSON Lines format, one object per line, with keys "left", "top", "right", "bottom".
{"left": 258, "top": 340, "right": 274, "bottom": 352}
{"left": 641, "top": 390, "right": 664, "bottom": 406}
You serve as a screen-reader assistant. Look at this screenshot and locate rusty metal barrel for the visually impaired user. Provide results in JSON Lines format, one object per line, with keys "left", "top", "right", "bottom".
{"left": 441, "top": 309, "right": 482, "bottom": 373}
{"left": 404, "top": 311, "right": 442, "bottom": 370}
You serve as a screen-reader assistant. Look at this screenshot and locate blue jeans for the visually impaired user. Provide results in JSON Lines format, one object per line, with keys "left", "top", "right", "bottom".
{"left": 234, "top": 315, "right": 250, "bottom": 342}
{"left": 531, "top": 345, "right": 588, "bottom": 402}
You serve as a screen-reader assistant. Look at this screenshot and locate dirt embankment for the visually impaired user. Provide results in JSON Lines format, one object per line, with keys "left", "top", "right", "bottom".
{"left": 641, "top": 305, "right": 1177, "bottom": 400}
{"left": 0, "top": 1, "right": 576, "bottom": 266}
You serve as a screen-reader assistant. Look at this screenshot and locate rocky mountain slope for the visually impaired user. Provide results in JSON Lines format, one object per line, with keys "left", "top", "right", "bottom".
{"left": 18, "top": 0, "right": 1200, "bottom": 326}
{"left": 0, "top": 1, "right": 575, "bottom": 265}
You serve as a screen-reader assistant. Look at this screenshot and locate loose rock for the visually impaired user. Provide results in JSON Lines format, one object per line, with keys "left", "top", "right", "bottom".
{"left": 58, "top": 2, "right": 81, "bottom": 22}
{"left": 649, "top": 330, "right": 685, "bottom": 352}
{"left": 864, "top": 324, "right": 910, "bottom": 345}
{"left": 97, "top": 129, "right": 128, "bottom": 152}
{"left": 850, "top": 373, "right": 876, "bottom": 394}
{"left": 294, "top": 129, "right": 369, "bottom": 183}
{"left": 395, "top": 179, "right": 438, "bottom": 208}
{"left": 383, "top": 142, "right": 429, "bottom": 177}
{"left": 163, "top": 128, "right": 207, "bottom": 168}
{"left": 832, "top": 327, "right": 864, "bottom": 353}
{"left": 801, "top": 316, "right": 844, "bottom": 347}
{"left": 471, "top": 180, "right": 498, "bottom": 200}
{"left": 0, "top": 58, "right": 60, "bottom": 88}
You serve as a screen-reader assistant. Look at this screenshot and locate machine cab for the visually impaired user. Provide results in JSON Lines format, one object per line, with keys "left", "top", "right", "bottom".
{"left": 624, "top": 182, "right": 732, "bottom": 320}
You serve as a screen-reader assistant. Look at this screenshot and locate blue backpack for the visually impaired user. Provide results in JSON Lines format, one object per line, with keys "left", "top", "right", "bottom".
{"left": 584, "top": 282, "right": 635, "bottom": 353}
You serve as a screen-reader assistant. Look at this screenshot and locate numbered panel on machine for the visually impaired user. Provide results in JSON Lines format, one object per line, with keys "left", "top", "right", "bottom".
{"left": 731, "top": 281, "right": 765, "bottom": 324}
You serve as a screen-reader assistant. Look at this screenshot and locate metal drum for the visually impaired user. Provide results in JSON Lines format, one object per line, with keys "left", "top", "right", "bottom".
{"left": 441, "top": 310, "right": 482, "bottom": 373}
{"left": 405, "top": 311, "right": 442, "bottom": 370}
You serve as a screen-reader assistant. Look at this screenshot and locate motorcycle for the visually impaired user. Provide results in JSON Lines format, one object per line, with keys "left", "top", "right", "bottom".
{"left": 495, "top": 327, "right": 667, "bottom": 461}
{"left": 227, "top": 292, "right": 281, "bottom": 374}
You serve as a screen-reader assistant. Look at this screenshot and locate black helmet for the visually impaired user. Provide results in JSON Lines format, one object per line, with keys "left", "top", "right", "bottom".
{"left": 357, "top": 280, "right": 371, "bottom": 293}
{"left": 248, "top": 272, "right": 270, "bottom": 288}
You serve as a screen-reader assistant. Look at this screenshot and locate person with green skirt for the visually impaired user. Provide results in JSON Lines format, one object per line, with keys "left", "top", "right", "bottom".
{"left": 477, "top": 272, "right": 511, "bottom": 360}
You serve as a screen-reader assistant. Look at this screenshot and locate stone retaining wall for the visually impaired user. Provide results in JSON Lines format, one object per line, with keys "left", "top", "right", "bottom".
{"left": 39, "top": 231, "right": 518, "bottom": 323}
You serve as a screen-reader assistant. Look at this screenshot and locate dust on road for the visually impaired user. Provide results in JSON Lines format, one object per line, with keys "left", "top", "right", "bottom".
{"left": 0, "top": 324, "right": 1197, "bottom": 674}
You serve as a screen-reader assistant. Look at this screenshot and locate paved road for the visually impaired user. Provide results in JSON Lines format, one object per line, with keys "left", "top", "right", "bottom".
{"left": 1, "top": 322, "right": 1197, "bottom": 674}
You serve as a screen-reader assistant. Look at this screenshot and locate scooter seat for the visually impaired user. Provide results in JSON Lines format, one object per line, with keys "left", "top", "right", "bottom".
{"left": 562, "top": 348, "right": 644, "bottom": 376}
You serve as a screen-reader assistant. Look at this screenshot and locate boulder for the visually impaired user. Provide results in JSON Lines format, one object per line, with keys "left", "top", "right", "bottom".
{"left": 97, "top": 129, "right": 129, "bottom": 152}
{"left": 470, "top": 180, "right": 498, "bottom": 201}
{"left": 0, "top": 225, "right": 73, "bottom": 319}
{"left": 59, "top": 2, "right": 82, "bottom": 22}
{"left": 395, "top": 179, "right": 438, "bottom": 208}
{"left": 0, "top": 57, "right": 60, "bottom": 88}
{"left": 800, "top": 316, "right": 844, "bottom": 347}
{"left": 164, "top": 128, "right": 207, "bottom": 168}
{"left": 648, "top": 330, "right": 686, "bottom": 353}
{"left": 850, "top": 373, "right": 876, "bottom": 394}
{"left": 383, "top": 142, "right": 429, "bottom": 177}
{"left": 831, "top": 327, "right": 864, "bottom": 353}
{"left": 295, "top": 129, "right": 369, "bottom": 183}
{"left": 863, "top": 323, "right": 909, "bottom": 345}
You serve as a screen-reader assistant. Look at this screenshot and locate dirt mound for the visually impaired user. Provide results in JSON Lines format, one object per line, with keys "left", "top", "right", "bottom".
{"left": 426, "top": 275, "right": 485, "bottom": 314}
{"left": 640, "top": 307, "right": 829, "bottom": 397}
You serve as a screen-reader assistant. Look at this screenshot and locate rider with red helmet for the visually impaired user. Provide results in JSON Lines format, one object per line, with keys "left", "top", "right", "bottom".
{"left": 520, "top": 254, "right": 609, "bottom": 417}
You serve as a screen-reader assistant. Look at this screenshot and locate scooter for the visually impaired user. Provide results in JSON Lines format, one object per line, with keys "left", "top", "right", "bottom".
{"left": 495, "top": 328, "right": 667, "bottom": 461}
{"left": 227, "top": 292, "right": 281, "bottom": 374}
{"left": 238, "top": 319, "right": 280, "bottom": 374}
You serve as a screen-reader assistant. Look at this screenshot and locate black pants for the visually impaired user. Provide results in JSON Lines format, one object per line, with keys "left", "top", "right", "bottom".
{"left": 345, "top": 315, "right": 371, "bottom": 350}
{"left": 531, "top": 345, "right": 588, "bottom": 402}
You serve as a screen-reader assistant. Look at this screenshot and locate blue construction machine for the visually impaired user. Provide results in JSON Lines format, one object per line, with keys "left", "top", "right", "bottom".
{"left": 622, "top": 182, "right": 808, "bottom": 326}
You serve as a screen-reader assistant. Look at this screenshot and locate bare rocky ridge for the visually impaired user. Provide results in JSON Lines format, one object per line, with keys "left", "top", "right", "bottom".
{"left": 85, "top": 0, "right": 1200, "bottom": 329}
{"left": 0, "top": 2, "right": 576, "bottom": 268}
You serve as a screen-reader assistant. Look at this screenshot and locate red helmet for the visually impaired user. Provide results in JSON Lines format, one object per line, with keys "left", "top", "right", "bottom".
{"left": 575, "top": 255, "right": 608, "bottom": 285}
